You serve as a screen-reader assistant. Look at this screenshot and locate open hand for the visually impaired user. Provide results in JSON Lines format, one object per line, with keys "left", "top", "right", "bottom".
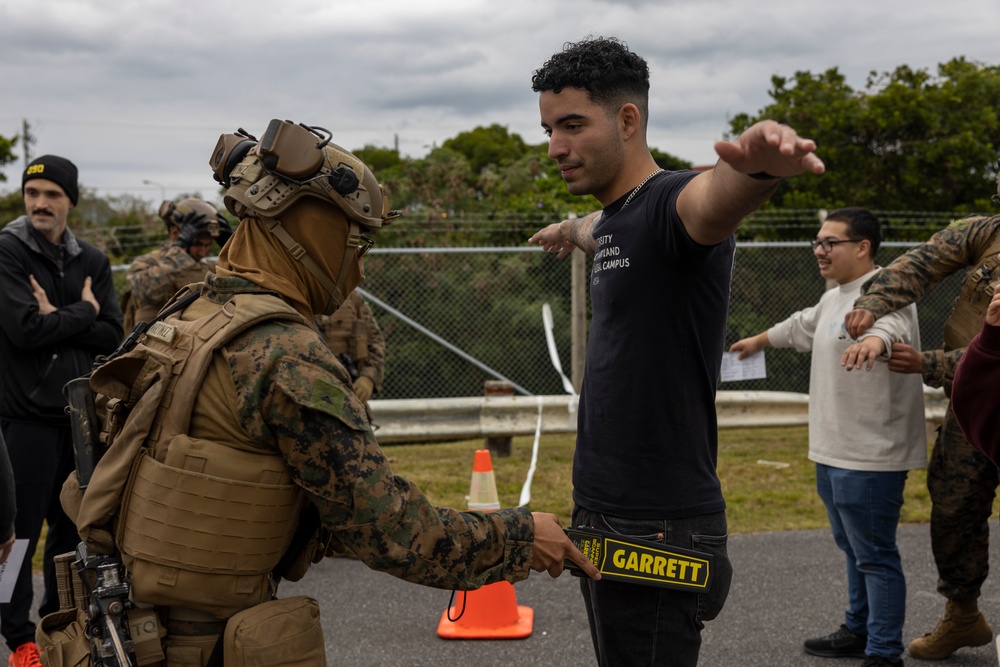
{"left": 841, "top": 337, "right": 886, "bottom": 372}
{"left": 714, "top": 120, "right": 825, "bottom": 179}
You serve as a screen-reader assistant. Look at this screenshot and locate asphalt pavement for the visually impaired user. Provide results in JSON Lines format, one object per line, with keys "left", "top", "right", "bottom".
{"left": 5, "top": 521, "right": 1000, "bottom": 666}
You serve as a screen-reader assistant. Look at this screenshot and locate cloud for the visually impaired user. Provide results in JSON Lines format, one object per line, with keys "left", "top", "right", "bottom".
{"left": 1, "top": 0, "right": 999, "bottom": 203}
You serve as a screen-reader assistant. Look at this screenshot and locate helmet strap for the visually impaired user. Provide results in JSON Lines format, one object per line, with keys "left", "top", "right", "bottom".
{"left": 265, "top": 218, "right": 348, "bottom": 315}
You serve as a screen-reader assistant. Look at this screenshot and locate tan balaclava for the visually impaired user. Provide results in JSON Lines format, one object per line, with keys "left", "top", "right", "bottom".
{"left": 215, "top": 198, "right": 361, "bottom": 321}
{"left": 209, "top": 121, "right": 399, "bottom": 318}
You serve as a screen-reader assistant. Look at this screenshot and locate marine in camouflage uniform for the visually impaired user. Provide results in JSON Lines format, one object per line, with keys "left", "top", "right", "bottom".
{"left": 121, "top": 198, "right": 231, "bottom": 333}
{"left": 849, "top": 200, "right": 1000, "bottom": 660}
{"left": 48, "top": 122, "right": 596, "bottom": 666}
{"left": 314, "top": 290, "right": 385, "bottom": 408}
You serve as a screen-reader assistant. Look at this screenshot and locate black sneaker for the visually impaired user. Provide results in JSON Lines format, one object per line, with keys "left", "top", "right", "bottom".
{"left": 861, "top": 656, "right": 903, "bottom": 667}
{"left": 803, "top": 624, "right": 867, "bottom": 658}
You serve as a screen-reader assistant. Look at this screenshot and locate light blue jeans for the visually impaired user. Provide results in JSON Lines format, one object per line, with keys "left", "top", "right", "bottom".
{"left": 815, "top": 463, "right": 908, "bottom": 661}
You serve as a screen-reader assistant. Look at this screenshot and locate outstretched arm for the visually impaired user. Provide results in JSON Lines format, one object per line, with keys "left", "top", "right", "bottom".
{"left": 729, "top": 332, "right": 771, "bottom": 360}
{"left": 678, "top": 121, "right": 825, "bottom": 245}
{"left": 528, "top": 210, "right": 602, "bottom": 257}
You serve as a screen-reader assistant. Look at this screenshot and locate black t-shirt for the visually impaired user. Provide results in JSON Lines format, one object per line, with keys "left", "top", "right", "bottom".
{"left": 573, "top": 170, "right": 735, "bottom": 519}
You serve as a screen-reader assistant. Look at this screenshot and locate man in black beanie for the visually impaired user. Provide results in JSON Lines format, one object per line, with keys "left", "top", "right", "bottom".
{"left": 0, "top": 155, "right": 122, "bottom": 667}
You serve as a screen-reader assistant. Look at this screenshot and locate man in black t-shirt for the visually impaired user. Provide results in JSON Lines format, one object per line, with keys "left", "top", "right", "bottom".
{"left": 529, "top": 37, "right": 825, "bottom": 667}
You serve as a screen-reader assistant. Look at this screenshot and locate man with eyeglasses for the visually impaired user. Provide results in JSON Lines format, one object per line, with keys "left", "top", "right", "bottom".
{"left": 844, "top": 173, "right": 1000, "bottom": 661}
{"left": 731, "top": 207, "right": 926, "bottom": 667}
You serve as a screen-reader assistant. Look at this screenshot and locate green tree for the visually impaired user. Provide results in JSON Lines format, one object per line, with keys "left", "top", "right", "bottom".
{"left": 0, "top": 189, "right": 22, "bottom": 223}
{"left": 729, "top": 58, "right": 1000, "bottom": 222}
{"left": 651, "top": 147, "right": 692, "bottom": 172}
{"left": 442, "top": 124, "right": 528, "bottom": 176}
{"left": 0, "top": 132, "right": 17, "bottom": 183}
{"left": 353, "top": 144, "right": 403, "bottom": 174}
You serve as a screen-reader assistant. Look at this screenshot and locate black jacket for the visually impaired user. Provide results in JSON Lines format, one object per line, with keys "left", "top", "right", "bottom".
{"left": 0, "top": 429, "right": 13, "bottom": 544}
{"left": 0, "top": 216, "right": 123, "bottom": 422}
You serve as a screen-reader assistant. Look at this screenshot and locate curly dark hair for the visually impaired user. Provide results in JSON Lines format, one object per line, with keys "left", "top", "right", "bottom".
{"left": 532, "top": 36, "right": 650, "bottom": 119}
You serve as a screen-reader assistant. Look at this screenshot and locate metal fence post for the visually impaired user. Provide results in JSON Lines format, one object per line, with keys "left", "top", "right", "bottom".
{"left": 569, "top": 214, "right": 587, "bottom": 394}
{"left": 483, "top": 380, "right": 514, "bottom": 457}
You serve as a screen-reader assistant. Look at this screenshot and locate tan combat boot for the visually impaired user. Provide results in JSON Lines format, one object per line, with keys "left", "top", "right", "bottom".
{"left": 908, "top": 598, "right": 993, "bottom": 660}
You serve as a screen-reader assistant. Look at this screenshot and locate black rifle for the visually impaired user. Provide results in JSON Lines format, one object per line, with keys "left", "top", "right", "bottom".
{"left": 75, "top": 543, "right": 137, "bottom": 666}
{"left": 63, "top": 376, "right": 101, "bottom": 490}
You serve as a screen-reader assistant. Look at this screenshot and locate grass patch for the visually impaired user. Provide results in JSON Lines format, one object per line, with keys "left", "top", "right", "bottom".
{"left": 383, "top": 425, "right": 934, "bottom": 534}
{"left": 33, "top": 425, "right": 933, "bottom": 569}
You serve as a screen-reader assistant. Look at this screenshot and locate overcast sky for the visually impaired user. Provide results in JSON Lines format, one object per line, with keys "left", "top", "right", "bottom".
{"left": 3, "top": 0, "right": 1000, "bottom": 207}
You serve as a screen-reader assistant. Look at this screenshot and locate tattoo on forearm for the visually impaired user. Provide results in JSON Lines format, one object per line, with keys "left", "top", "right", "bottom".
{"left": 568, "top": 214, "right": 599, "bottom": 254}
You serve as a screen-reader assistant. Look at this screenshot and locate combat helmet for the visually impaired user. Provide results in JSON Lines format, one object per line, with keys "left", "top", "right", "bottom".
{"left": 208, "top": 120, "right": 400, "bottom": 314}
{"left": 209, "top": 120, "right": 399, "bottom": 230}
{"left": 158, "top": 197, "right": 221, "bottom": 235}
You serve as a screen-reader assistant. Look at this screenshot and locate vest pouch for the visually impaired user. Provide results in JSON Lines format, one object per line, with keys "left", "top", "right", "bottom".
{"left": 36, "top": 608, "right": 90, "bottom": 667}
{"left": 223, "top": 596, "right": 326, "bottom": 667}
{"left": 351, "top": 319, "right": 368, "bottom": 362}
{"left": 117, "top": 437, "right": 301, "bottom": 618}
{"left": 943, "top": 251, "right": 1000, "bottom": 350}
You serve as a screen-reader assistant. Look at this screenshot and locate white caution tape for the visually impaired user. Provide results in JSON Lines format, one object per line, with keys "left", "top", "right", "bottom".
{"left": 542, "top": 303, "right": 576, "bottom": 396}
{"left": 518, "top": 396, "right": 543, "bottom": 507}
{"left": 520, "top": 304, "right": 576, "bottom": 507}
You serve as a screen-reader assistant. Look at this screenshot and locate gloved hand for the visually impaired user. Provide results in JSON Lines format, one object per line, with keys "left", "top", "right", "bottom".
{"left": 353, "top": 376, "right": 375, "bottom": 403}
{"left": 173, "top": 211, "right": 211, "bottom": 249}
{"left": 215, "top": 215, "right": 235, "bottom": 248}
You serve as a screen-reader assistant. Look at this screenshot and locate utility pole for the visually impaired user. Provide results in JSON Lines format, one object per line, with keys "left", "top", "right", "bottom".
{"left": 21, "top": 119, "right": 35, "bottom": 167}
{"left": 143, "top": 179, "right": 166, "bottom": 201}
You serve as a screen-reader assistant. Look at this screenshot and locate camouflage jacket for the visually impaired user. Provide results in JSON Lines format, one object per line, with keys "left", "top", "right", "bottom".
{"left": 192, "top": 274, "right": 534, "bottom": 589}
{"left": 855, "top": 214, "right": 1000, "bottom": 387}
{"left": 314, "top": 291, "right": 385, "bottom": 389}
{"left": 124, "top": 244, "right": 215, "bottom": 330}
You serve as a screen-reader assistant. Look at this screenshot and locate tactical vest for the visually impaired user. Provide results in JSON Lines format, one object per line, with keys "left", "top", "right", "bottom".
{"left": 69, "top": 290, "right": 312, "bottom": 619}
{"left": 316, "top": 291, "right": 369, "bottom": 361}
{"left": 943, "top": 220, "right": 1000, "bottom": 350}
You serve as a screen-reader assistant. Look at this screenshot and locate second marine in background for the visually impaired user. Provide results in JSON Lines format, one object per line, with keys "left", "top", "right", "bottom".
{"left": 121, "top": 197, "right": 233, "bottom": 332}
{"left": 315, "top": 291, "right": 385, "bottom": 422}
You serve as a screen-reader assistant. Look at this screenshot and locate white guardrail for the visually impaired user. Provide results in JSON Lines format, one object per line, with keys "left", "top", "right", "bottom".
{"left": 370, "top": 387, "right": 948, "bottom": 443}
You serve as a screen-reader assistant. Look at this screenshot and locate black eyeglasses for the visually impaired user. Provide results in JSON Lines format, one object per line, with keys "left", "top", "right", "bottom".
{"left": 357, "top": 234, "right": 376, "bottom": 259}
{"left": 810, "top": 238, "right": 863, "bottom": 253}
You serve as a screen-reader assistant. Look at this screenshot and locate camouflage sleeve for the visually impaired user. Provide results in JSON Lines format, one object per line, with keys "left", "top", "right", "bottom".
{"left": 225, "top": 321, "right": 533, "bottom": 590}
{"left": 921, "top": 347, "right": 964, "bottom": 388}
{"left": 855, "top": 218, "right": 996, "bottom": 318}
{"left": 357, "top": 299, "right": 385, "bottom": 389}
{"left": 127, "top": 246, "right": 201, "bottom": 307}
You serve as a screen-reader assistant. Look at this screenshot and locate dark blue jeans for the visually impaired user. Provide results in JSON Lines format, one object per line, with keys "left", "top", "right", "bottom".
{"left": 815, "top": 464, "right": 907, "bottom": 661}
{"left": 573, "top": 506, "right": 733, "bottom": 667}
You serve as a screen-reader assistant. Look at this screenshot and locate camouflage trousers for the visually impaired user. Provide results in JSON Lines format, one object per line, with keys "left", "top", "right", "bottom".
{"left": 927, "top": 403, "right": 999, "bottom": 600}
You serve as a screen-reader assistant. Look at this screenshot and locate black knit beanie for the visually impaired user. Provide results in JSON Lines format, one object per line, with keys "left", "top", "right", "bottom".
{"left": 22, "top": 155, "right": 79, "bottom": 206}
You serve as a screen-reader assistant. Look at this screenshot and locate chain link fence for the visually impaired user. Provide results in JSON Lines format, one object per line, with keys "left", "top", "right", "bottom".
{"left": 101, "top": 209, "right": 972, "bottom": 400}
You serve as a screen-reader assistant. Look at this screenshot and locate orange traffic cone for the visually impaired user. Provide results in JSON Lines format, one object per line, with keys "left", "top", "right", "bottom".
{"left": 437, "top": 450, "right": 534, "bottom": 639}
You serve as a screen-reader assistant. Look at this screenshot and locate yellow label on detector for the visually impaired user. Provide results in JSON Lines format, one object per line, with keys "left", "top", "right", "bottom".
{"left": 565, "top": 527, "right": 713, "bottom": 591}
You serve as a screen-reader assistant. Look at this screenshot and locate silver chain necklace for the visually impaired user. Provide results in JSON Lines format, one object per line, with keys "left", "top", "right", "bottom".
{"left": 622, "top": 168, "right": 664, "bottom": 208}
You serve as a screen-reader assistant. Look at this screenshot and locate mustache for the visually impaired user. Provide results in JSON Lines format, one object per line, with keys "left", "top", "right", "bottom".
{"left": 31, "top": 208, "right": 54, "bottom": 216}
